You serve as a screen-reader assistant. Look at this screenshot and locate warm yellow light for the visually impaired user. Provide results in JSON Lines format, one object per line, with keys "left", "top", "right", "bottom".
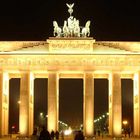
{"left": 48, "top": 113, "right": 57, "bottom": 132}
{"left": 18, "top": 100, "right": 21, "bottom": 104}
{"left": 47, "top": 39, "right": 95, "bottom": 54}
{"left": 3, "top": 72, "right": 9, "bottom": 95}
{"left": 134, "top": 73, "right": 139, "bottom": 96}
{"left": 19, "top": 113, "right": 28, "bottom": 135}
{"left": 40, "top": 112, "right": 43, "bottom": 116}
{"left": 29, "top": 72, "right": 34, "bottom": 96}
{"left": 85, "top": 118, "right": 93, "bottom": 136}
{"left": 113, "top": 117, "right": 122, "bottom": 136}
{"left": 64, "top": 127, "right": 72, "bottom": 135}
{"left": 123, "top": 120, "right": 128, "bottom": 125}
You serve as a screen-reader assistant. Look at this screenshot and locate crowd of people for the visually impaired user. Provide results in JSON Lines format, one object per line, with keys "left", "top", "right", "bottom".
{"left": 30, "top": 126, "right": 85, "bottom": 140}
{"left": 31, "top": 126, "right": 133, "bottom": 140}
{"left": 31, "top": 126, "right": 60, "bottom": 140}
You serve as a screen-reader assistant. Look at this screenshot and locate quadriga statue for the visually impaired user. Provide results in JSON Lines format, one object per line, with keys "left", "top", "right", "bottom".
{"left": 53, "top": 21, "right": 62, "bottom": 37}
{"left": 81, "top": 20, "right": 91, "bottom": 37}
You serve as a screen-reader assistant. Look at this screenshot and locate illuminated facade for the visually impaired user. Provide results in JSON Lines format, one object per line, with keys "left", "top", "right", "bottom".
{"left": 0, "top": 39, "right": 140, "bottom": 137}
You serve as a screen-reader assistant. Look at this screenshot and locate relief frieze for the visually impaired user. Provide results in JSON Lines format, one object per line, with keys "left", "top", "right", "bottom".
{"left": 0, "top": 55, "right": 140, "bottom": 69}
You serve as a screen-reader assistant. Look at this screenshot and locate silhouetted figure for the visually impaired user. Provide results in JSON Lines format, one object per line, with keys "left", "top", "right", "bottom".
{"left": 61, "top": 131, "right": 64, "bottom": 140}
{"left": 39, "top": 126, "right": 51, "bottom": 140}
{"left": 31, "top": 128, "right": 38, "bottom": 140}
{"left": 127, "top": 127, "right": 131, "bottom": 138}
{"left": 94, "top": 130, "right": 96, "bottom": 137}
{"left": 55, "top": 131, "right": 59, "bottom": 140}
{"left": 97, "top": 130, "right": 100, "bottom": 137}
{"left": 124, "top": 129, "right": 127, "bottom": 137}
{"left": 74, "top": 131, "right": 84, "bottom": 140}
{"left": 50, "top": 130, "right": 55, "bottom": 140}
{"left": 33, "top": 128, "right": 38, "bottom": 135}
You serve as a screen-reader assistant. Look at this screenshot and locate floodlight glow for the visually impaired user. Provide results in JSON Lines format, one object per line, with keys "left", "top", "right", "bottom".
{"left": 102, "top": 115, "right": 105, "bottom": 118}
{"left": 18, "top": 100, "right": 21, "bottom": 104}
{"left": 123, "top": 120, "right": 128, "bottom": 125}
{"left": 64, "top": 128, "right": 72, "bottom": 135}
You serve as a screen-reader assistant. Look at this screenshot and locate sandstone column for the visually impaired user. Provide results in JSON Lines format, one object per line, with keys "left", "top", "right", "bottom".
{"left": 133, "top": 72, "right": 140, "bottom": 136}
{"left": 19, "top": 72, "right": 34, "bottom": 135}
{"left": 108, "top": 73, "right": 122, "bottom": 137}
{"left": 48, "top": 72, "right": 59, "bottom": 132}
{"left": 83, "top": 73, "right": 94, "bottom": 137}
{"left": 0, "top": 72, "right": 9, "bottom": 136}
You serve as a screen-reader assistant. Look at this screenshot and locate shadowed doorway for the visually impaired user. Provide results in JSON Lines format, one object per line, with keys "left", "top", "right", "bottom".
{"left": 59, "top": 79, "right": 83, "bottom": 130}
{"left": 34, "top": 78, "right": 48, "bottom": 128}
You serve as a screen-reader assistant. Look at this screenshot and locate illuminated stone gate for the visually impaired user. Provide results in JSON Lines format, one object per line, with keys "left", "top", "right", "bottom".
{"left": 0, "top": 39, "right": 140, "bottom": 137}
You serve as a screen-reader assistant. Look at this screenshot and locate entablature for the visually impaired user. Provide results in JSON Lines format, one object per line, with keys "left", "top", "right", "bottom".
{"left": 1, "top": 70, "right": 135, "bottom": 80}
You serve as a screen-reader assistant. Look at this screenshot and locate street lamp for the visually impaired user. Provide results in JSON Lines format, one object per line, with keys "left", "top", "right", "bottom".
{"left": 123, "top": 120, "right": 128, "bottom": 125}
{"left": 40, "top": 112, "right": 43, "bottom": 117}
{"left": 17, "top": 100, "right": 21, "bottom": 104}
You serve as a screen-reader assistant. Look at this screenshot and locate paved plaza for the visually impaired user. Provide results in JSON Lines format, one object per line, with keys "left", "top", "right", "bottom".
{"left": 1, "top": 135, "right": 140, "bottom": 140}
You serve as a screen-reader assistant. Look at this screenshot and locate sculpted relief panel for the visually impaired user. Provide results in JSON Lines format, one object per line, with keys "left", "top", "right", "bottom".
{"left": 47, "top": 39, "right": 94, "bottom": 53}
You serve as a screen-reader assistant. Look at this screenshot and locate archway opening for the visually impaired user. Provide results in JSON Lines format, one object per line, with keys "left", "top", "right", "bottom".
{"left": 121, "top": 79, "right": 133, "bottom": 136}
{"left": 34, "top": 78, "right": 48, "bottom": 128}
{"left": 9, "top": 78, "right": 20, "bottom": 134}
{"left": 94, "top": 79, "right": 108, "bottom": 135}
{"left": 59, "top": 79, "right": 83, "bottom": 131}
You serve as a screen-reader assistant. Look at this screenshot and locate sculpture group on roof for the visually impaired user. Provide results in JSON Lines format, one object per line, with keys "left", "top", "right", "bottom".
{"left": 53, "top": 3, "right": 91, "bottom": 38}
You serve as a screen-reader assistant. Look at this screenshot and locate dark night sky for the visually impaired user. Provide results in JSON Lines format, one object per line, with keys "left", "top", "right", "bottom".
{"left": 0, "top": 0, "right": 140, "bottom": 41}
{"left": 5, "top": 0, "right": 138, "bottom": 132}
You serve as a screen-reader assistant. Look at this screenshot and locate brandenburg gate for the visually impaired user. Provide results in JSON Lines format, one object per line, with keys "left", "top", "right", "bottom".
{"left": 1, "top": 38, "right": 140, "bottom": 137}
{"left": 1, "top": 3, "right": 140, "bottom": 138}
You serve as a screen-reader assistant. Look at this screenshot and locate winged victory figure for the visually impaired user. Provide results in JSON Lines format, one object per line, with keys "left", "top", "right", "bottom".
{"left": 66, "top": 3, "right": 74, "bottom": 16}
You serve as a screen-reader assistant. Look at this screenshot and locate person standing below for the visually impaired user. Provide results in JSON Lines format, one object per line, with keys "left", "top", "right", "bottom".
{"left": 50, "top": 130, "right": 55, "bottom": 140}
{"left": 39, "top": 126, "right": 51, "bottom": 140}
{"left": 127, "top": 127, "right": 131, "bottom": 138}
{"left": 31, "top": 128, "right": 38, "bottom": 140}
{"left": 55, "top": 131, "right": 59, "bottom": 140}
{"left": 97, "top": 130, "right": 100, "bottom": 137}
{"left": 61, "top": 131, "right": 64, "bottom": 140}
{"left": 74, "top": 131, "right": 84, "bottom": 140}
